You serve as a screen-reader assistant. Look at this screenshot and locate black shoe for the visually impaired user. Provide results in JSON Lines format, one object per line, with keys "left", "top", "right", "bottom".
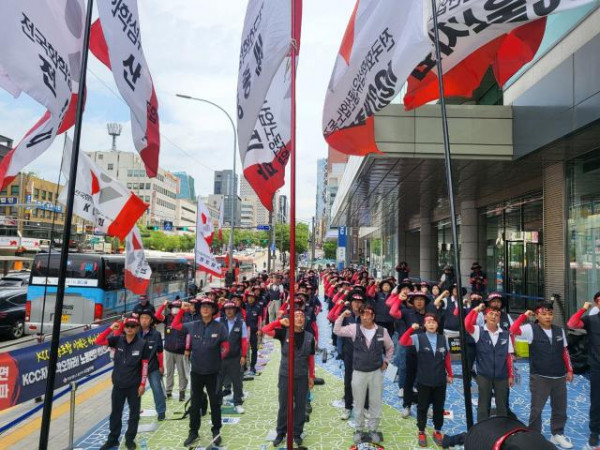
{"left": 306, "top": 402, "right": 312, "bottom": 414}
{"left": 179, "top": 391, "right": 185, "bottom": 402}
{"left": 99, "top": 441, "right": 119, "bottom": 450}
{"left": 183, "top": 433, "right": 198, "bottom": 447}
{"left": 272, "top": 434, "right": 285, "bottom": 446}
{"left": 124, "top": 440, "right": 136, "bottom": 450}
{"left": 294, "top": 436, "right": 303, "bottom": 446}
{"left": 222, "top": 388, "right": 231, "bottom": 397}
{"left": 305, "top": 413, "right": 310, "bottom": 422}
{"left": 166, "top": 392, "right": 172, "bottom": 399}
{"left": 157, "top": 412, "right": 165, "bottom": 421}
{"left": 590, "top": 433, "right": 599, "bottom": 447}
{"left": 212, "top": 430, "right": 222, "bottom": 446}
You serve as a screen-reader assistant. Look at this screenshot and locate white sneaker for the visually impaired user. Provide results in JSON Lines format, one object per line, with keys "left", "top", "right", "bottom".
{"left": 234, "top": 405, "right": 245, "bottom": 414}
{"left": 341, "top": 409, "right": 351, "bottom": 420}
{"left": 402, "top": 407, "right": 411, "bottom": 418}
{"left": 427, "top": 407, "right": 433, "bottom": 419}
{"left": 398, "top": 388, "right": 404, "bottom": 398}
{"left": 550, "top": 434, "right": 573, "bottom": 449}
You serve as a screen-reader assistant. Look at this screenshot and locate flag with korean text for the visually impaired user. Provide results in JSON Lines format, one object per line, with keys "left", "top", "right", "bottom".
{"left": 404, "top": 0, "right": 596, "bottom": 110}
{"left": 0, "top": 0, "right": 85, "bottom": 188}
{"left": 90, "top": 0, "right": 160, "bottom": 177}
{"left": 236, "top": 0, "right": 302, "bottom": 211}
{"left": 125, "top": 226, "right": 151, "bottom": 295}
{"left": 58, "top": 136, "right": 148, "bottom": 241}
{"left": 195, "top": 197, "right": 221, "bottom": 278}
{"left": 323, "top": 0, "right": 595, "bottom": 157}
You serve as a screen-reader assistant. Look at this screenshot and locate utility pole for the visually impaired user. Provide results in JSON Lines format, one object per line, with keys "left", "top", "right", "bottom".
{"left": 311, "top": 216, "right": 316, "bottom": 268}
{"left": 267, "top": 210, "right": 273, "bottom": 272}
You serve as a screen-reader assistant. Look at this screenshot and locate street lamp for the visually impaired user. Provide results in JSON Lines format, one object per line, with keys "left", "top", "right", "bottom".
{"left": 176, "top": 93, "right": 238, "bottom": 284}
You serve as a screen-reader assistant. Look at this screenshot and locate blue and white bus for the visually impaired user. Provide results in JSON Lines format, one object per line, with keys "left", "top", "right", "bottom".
{"left": 25, "top": 252, "right": 190, "bottom": 335}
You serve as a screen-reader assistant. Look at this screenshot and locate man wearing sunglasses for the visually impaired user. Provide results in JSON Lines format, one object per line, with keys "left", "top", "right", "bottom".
{"left": 95, "top": 317, "right": 150, "bottom": 450}
{"left": 334, "top": 303, "right": 394, "bottom": 444}
{"left": 464, "top": 303, "right": 514, "bottom": 422}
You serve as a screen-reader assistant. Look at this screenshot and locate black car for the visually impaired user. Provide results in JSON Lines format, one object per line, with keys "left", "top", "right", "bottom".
{"left": 0, "top": 288, "right": 27, "bottom": 339}
{"left": 0, "top": 271, "right": 30, "bottom": 288}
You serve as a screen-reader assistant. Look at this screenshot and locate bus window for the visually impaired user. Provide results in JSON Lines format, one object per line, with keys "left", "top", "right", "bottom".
{"left": 31, "top": 255, "right": 100, "bottom": 281}
{"left": 103, "top": 260, "right": 125, "bottom": 290}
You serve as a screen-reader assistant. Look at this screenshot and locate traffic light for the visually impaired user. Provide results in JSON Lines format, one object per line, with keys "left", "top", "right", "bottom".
{"left": 148, "top": 226, "right": 160, "bottom": 231}
{"left": 176, "top": 226, "right": 188, "bottom": 231}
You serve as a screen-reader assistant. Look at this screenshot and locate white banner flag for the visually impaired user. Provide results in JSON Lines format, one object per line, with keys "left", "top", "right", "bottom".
{"left": 322, "top": 0, "right": 429, "bottom": 156}
{"left": 58, "top": 136, "right": 148, "bottom": 241}
{"left": 91, "top": 0, "right": 160, "bottom": 177}
{"left": 197, "top": 196, "right": 214, "bottom": 245}
{"left": 125, "top": 226, "right": 151, "bottom": 295}
{"left": 237, "top": 0, "right": 299, "bottom": 211}
{"left": 0, "top": 0, "right": 85, "bottom": 188}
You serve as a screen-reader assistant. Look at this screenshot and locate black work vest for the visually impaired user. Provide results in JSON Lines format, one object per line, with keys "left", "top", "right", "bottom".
{"left": 279, "top": 330, "right": 313, "bottom": 379}
{"left": 245, "top": 303, "right": 262, "bottom": 329}
{"left": 164, "top": 313, "right": 188, "bottom": 354}
{"left": 189, "top": 320, "right": 227, "bottom": 375}
{"left": 416, "top": 333, "right": 448, "bottom": 387}
{"left": 443, "top": 298, "right": 460, "bottom": 331}
{"left": 529, "top": 324, "right": 567, "bottom": 377}
{"left": 586, "top": 314, "right": 600, "bottom": 369}
{"left": 352, "top": 325, "right": 385, "bottom": 372}
{"left": 268, "top": 285, "right": 282, "bottom": 301}
{"left": 112, "top": 335, "right": 147, "bottom": 389}
{"left": 475, "top": 327, "right": 510, "bottom": 380}
{"left": 138, "top": 328, "right": 162, "bottom": 373}
{"left": 371, "top": 292, "right": 394, "bottom": 324}
{"left": 223, "top": 317, "right": 244, "bottom": 359}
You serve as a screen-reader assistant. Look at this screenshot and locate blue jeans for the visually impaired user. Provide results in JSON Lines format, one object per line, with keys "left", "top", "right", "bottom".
{"left": 395, "top": 342, "right": 407, "bottom": 389}
{"left": 147, "top": 369, "right": 166, "bottom": 415}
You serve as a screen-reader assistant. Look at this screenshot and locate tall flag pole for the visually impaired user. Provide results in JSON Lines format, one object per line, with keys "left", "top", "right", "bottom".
{"left": 429, "top": 0, "right": 473, "bottom": 430}
{"left": 39, "top": 0, "right": 94, "bottom": 447}
{"left": 286, "top": 1, "right": 301, "bottom": 448}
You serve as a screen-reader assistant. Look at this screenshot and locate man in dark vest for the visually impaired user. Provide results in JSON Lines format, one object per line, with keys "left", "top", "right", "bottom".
{"left": 400, "top": 311, "right": 453, "bottom": 448}
{"left": 132, "top": 294, "right": 155, "bottom": 317}
{"left": 245, "top": 290, "right": 263, "bottom": 375}
{"left": 217, "top": 300, "right": 247, "bottom": 414}
{"left": 171, "top": 298, "right": 230, "bottom": 447}
{"left": 334, "top": 303, "right": 394, "bottom": 444}
{"left": 465, "top": 303, "right": 514, "bottom": 422}
{"left": 137, "top": 310, "right": 166, "bottom": 421}
{"left": 327, "top": 289, "right": 368, "bottom": 420}
{"left": 370, "top": 279, "right": 396, "bottom": 338}
{"left": 567, "top": 293, "right": 600, "bottom": 448}
{"left": 155, "top": 300, "right": 190, "bottom": 402}
{"left": 511, "top": 302, "right": 574, "bottom": 449}
{"left": 95, "top": 316, "right": 150, "bottom": 450}
{"left": 261, "top": 308, "right": 315, "bottom": 447}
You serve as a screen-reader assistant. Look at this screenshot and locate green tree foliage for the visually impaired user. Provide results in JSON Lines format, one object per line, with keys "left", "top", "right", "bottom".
{"left": 323, "top": 240, "right": 337, "bottom": 259}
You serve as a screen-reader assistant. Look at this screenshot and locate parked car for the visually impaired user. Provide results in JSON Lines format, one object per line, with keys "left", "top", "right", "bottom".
{"left": 0, "top": 271, "right": 30, "bottom": 288}
{"left": 0, "top": 288, "right": 27, "bottom": 339}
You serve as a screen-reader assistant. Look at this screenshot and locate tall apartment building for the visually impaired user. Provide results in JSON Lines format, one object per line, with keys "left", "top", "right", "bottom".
{"left": 213, "top": 170, "right": 240, "bottom": 226}
{"left": 86, "top": 150, "right": 180, "bottom": 228}
{"left": 239, "top": 177, "right": 273, "bottom": 228}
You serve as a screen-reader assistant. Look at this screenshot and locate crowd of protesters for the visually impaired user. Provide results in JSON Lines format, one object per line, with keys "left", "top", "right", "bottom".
{"left": 92, "top": 260, "right": 600, "bottom": 449}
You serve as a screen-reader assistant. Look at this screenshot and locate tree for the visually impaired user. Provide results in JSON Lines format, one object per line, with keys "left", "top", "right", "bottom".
{"left": 323, "top": 240, "right": 337, "bottom": 259}
{"left": 274, "top": 223, "right": 309, "bottom": 255}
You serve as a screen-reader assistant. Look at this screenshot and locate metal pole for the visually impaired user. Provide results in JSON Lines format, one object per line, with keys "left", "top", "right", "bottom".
{"left": 39, "top": 1, "right": 94, "bottom": 447}
{"left": 311, "top": 216, "right": 316, "bottom": 268}
{"left": 174, "top": 94, "right": 237, "bottom": 285}
{"left": 286, "top": 2, "right": 300, "bottom": 447}
{"left": 267, "top": 210, "right": 273, "bottom": 272}
{"left": 430, "top": 0, "right": 474, "bottom": 430}
{"left": 68, "top": 381, "right": 77, "bottom": 450}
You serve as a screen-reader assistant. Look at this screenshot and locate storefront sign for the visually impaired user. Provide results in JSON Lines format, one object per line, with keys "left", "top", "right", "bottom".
{"left": 0, "top": 216, "right": 17, "bottom": 226}
{"left": 0, "top": 197, "right": 18, "bottom": 205}
{"left": 0, "top": 325, "right": 111, "bottom": 411}
{"left": 0, "top": 237, "right": 19, "bottom": 248}
{"left": 21, "top": 238, "right": 41, "bottom": 250}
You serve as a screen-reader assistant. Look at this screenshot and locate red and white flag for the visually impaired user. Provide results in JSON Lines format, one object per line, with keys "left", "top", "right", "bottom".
{"left": 197, "top": 196, "right": 214, "bottom": 246}
{"left": 404, "top": 0, "right": 594, "bottom": 110}
{"left": 90, "top": 0, "right": 160, "bottom": 177}
{"left": 0, "top": 0, "right": 85, "bottom": 188}
{"left": 324, "top": 0, "right": 595, "bottom": 156}
{"left": 195, "top": 197, "right": 221, "bottom": 277}
{"left": 236, "top": 0, "right": 302, "bottom": 211}
{"left": 58, "top": 136, "right": 148, "bottom": 241}
{"left": 125, "top": 226, "right": 151, "bottom": 295}
{"left": 217, "top": 199, "right": 224, "bottom": 241}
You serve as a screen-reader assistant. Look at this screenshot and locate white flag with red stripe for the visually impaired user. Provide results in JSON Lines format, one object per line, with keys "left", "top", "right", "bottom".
{"left": 236, "top": 0, "right": 302, "bottom": 211}
{"left": 195, "top": 197, "right": 221, "bottom": 277}
{"left": 90, "top": 0, "right": 160, "bottom": 177}
{"left": 125, "top": 226, "right": 151, "bottom": 295}
{"left": 58, "top": 136, "right": 148, "bottom": 241}
{"left": 0, "top": 0, "right": 85, "bottom": 188}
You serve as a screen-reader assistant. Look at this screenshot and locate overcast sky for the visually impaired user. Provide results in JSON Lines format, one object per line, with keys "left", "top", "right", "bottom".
{"left": 0, "top": 0, "right": 355, "bottom": 222}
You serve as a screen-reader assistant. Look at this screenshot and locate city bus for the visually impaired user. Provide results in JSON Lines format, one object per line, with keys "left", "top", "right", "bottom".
{"left": 25, "top": 252, "right": 189, "bottom": 335}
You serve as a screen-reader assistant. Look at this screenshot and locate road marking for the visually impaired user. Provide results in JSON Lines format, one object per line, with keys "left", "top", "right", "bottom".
{"left": 1, "top": 376, "right": 112, "bottom": 446}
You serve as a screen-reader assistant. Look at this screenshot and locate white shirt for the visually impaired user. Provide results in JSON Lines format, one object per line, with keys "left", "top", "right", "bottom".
{"left": 518, "top": 323, "right": 567, "bottom": 347}
{"left": 470, "top": 324, "right": 514, "bottom": 353}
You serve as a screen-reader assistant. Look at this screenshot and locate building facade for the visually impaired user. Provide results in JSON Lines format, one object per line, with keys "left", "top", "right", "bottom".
{"left": 175, "top": 198, "right": 197, "bottom": 234}
{"left": 174, "top": 172, "right": 196, "bottom": 200}
{"left": 331, "top": 4, "right": 600, "bottom": 321}
{"left": 86, "top": 150, "right": 180, "bottom": 229}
